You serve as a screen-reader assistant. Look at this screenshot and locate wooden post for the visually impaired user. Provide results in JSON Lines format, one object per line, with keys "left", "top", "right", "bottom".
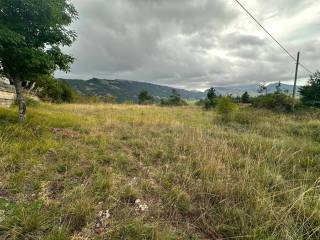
{"left": 292, "top": 52, "right": 300, "bottom": 99}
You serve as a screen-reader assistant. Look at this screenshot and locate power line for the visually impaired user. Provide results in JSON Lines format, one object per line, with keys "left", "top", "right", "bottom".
{"left": 233, "top": 0, "right": 313, "bottom": 75}
{"left": 299, "top": 63, "right": 313, "bottom": 75}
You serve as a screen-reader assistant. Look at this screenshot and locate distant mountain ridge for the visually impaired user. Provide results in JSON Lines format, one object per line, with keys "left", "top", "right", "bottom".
{"left": 62, "top": 78, "right": 297, "bottom": 102}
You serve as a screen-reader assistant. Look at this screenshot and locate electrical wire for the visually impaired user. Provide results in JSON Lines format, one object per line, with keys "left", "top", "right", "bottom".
{"left": 233, "top": 0, "right": 313, "bottom": 74}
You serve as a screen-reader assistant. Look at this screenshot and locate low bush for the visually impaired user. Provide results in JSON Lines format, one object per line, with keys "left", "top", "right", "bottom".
{"left": 204, "top": 98, "right": 218, "bottom": 110}
{"left": 217, "top": 97, "right": 238, "bottom": 122}
{"left": 31, "top": 75, "right": 80, "bottom": 103}
{"left": 252, "top": 93, "right": 295, "bottom": 112}
{"left": 233, "top": 110, "right": 260, "bottom": 125}
{"left": 204, "top": 87, "right": 218, "bottom": 110}
{"left": 160, "top": 89, "right": 188, "bottom": 106}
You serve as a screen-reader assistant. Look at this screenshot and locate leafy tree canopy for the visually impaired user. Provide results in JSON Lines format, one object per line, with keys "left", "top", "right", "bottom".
{"left": 207, "top": 87, "right": 217, "bottom": 101}
{"left": 0, "top": 0, "right": 78, "bottom": 120}
{"left": 161, "top": 89, "right": 187, "bottom": 106}
{"left": 204, "top": 87, "right": 217, "bottom": 109}
{"left": 0, "top": 0, "right": 77, "bottom": 79}
{"left": 299, "top": 71, "right": 320, "bottom": 108}
{"left": 241, "top": 91, "right": 250, "bottom": 103}
{"left": 138, "top": 90, "right": 154, "bottom": 104}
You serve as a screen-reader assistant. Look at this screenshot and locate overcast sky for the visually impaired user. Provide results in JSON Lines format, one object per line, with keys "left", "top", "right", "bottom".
{"left": 56, "top": 0, "right": 320, "bottom": 90}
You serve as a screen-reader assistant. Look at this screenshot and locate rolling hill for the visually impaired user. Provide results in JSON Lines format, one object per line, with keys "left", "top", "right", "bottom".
{"left": 63, "top": 78, "right": 204, "bottom": 102}
{"left": 62, "top": 78, "right": 297, "bottom": 102}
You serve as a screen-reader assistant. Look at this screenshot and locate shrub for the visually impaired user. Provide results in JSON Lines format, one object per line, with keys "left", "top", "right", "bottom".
{"left": 217, "top": 97, "right": 238, "bottom": 122}
{"left": 299, "top": 71, "right": 320, "bottom": 108}
{"left": 204, "top": 98, "right": 217, "bottom": 110}
{"left": 252, "top": 93, "right": 294, "bottom": 112}
{"left": 195, "top": 99, "right": 205, "bottom": 106}
{"left": 31, "top": 75, "right": 79, "bottom": 103}
{"left": 204, "top": 88, "right": 218, "bottom": 110}
{"left": 241, "top": 91, "right": 250, "bottom": 103}
{"left": 161, "top": 89, "right": 188, "bottom": 106}
{"left": 138, "top": 90, "right": 154, "bottom": 105}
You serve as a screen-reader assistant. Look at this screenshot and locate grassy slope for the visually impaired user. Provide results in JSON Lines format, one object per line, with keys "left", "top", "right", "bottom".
{"left": 0, "top": 104, "right": 320, "bottom": 240}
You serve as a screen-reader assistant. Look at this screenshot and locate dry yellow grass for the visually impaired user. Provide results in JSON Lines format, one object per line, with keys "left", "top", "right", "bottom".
{"left": 0, "top": 103, "right": 319, "bottom": 239}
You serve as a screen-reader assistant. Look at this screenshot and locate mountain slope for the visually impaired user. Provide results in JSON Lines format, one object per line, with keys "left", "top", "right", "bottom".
{"left": 63, "top": 78, "right": 205, "bottom": 102}
{"left": 62, "top": 78, "right": 297, "bottom": 102}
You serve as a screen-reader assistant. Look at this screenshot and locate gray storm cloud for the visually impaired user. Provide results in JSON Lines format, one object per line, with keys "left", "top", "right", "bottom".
{"left": 56, "top": 0, "right": 320, "bottom": 90}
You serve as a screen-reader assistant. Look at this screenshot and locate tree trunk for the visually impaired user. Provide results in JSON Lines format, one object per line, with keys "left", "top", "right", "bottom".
{"left": 13, "top": 78, "right": 26, "bottom": 122}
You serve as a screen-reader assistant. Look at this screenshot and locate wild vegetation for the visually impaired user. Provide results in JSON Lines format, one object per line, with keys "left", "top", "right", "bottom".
{"left": 160, "top": 89, "right": 188, "bottom": 106}
{"left": 299, "top": 71, "right": 320, "bottom": 108}
{"left": 138, "top": 90, "right": 154, "bottom": 105}
{"left": 0, "top": 0, "right": 77, "bottom": 121}
{"left": 1, "top": 1, "right": 320, "bottom": 240}
{"left": 0, "top": 103, "right": 320, "bottom": 239}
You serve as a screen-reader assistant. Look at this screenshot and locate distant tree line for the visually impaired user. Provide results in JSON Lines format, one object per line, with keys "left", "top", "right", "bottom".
{"left": 134, "top": 70, "right": 320, "bottom": 112}
{"left": 21, "top": 70, "right": 320, "bottom": 114}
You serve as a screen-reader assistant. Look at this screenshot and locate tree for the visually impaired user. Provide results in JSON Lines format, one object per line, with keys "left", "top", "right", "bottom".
{"left": 0, "top": 0, "right": 78, "bottom": 121}
{"left": 299, "top": 71, "right": 320, "bottom": 108}
{"left": 161, "top": 89, "right": 187, "bottom": 106}
{"left": 138, "top": 90, "right": 154, "bottom": 104}
{"left": 207, "top": 87, "right": 217, "bottom": 101}
{"left": 241, "top": 91, "right": 250, "bottom": 103}
{"left": 169, "top": 89, "right": 181, "bottom": 104}
{"left": 204, "top": 87, "right": 217, "bottom": 109}
{"left": 32, "top": 75, "right": 78, "bottom": 103}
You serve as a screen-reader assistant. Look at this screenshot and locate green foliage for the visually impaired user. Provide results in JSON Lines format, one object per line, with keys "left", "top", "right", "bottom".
{"left": 100, "top": 95, "right": 117, "bottom": 103}
{"left": 252, "top": 93, "right": 294, "bottom": 112}
{"left": 217, "top": 97, "right": 238, "bottom": 122}
{"left": 64, "top": 195, "right": 94, "bottom": 232}
{"left": 0, "top": 0, "right": 77, "bottom": 120}
{"left": 15, "top": 97, "right": 40, "bottom": 108}
{"left": 0, "top": 201, "right": 48, "bottom": 239}
{"left": 204, "top": 87, "right": 217, "bottom": 109}
{"left": 1, "top": 104, "right": 320, "bottom": 239}
{"left": 168, "top": 188, "right": 191, "bottom": 214}
{"left": 241, "top": 91, "right": 250, "bottom": 103}
{"left": 233, "top": 110, "right": 260, "bottom": 125}
{"left": 161, "top": 89, "right": 188, "bottom": 106}
{"left": 120, "top": 186, "right": 139, "bottom": 204}
{"left": 0, "top": 0, "right": 77, "bottom": 79}
{"left": 194, "top": 99, "right": 205, "bottom": 107}
{"left": 299, "top": 71, "right": 320, "bottom": 108}
{"left": 207, "top": 87, "right": 217, "bottom": 101}
{"left": 33, "top": 75, "right": 79, "bottom": 103}
{"left": 138, "top": 90, "right": 154, "bottom": 105}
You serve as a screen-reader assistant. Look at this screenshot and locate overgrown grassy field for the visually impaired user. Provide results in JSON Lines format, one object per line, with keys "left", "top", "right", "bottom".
{"left": 0, "top": 103, "right": 320, "bottom": 239}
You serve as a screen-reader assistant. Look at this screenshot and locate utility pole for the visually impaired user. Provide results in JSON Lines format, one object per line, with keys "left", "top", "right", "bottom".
{"left": 292, "top": 52, "right": 300, "bottom": 99}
